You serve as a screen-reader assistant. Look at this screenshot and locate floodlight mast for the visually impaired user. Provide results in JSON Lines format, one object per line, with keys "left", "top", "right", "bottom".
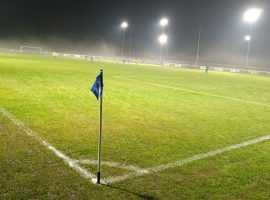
{"left": 159, "top": 34, "right": 167, "bottom": 61}
{"left": 243, "top": 8, "right": 261, "bottom": 70}
{"left": 196, "top": 27, "right": 202, "bottom": 66}
{"left": 245, "top": 23, "right": 253, "bottom": 71}
{"left": 121, "top": 22, "right": 128, "bottom": 60}
{"left": 128, "top": 27, "right": 132, "bottom": 57}
{"left": 159, "top": 18, "right": 168, "bottom": 63}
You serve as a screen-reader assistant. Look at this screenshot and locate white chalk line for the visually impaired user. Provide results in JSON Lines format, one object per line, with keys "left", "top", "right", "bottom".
{"left": 115, "top": 76, "right": 270, "bottom": 107}
{"left": 0, "top": 107, "right": 100, "bottom": 184}
{"left": 104, "top": 134, "right": 270, "bottom": 184}
{"left": 76, "top": 159, "right": 147, "bottom": 173}
{"left": 114, "top": 75, "right": 182, "bottom": 79}
{"left": 2, "top": 107, "right": 270, "bottom": 185}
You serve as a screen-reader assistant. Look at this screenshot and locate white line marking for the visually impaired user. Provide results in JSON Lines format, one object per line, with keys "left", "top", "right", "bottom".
{"left": 0, "top": 107, "right": 99, "bottom": 184}
{"left": 114, "top": 75, "right": 180, "bottom": 78}
{"left": 115, "top": 76, "right": 270, "bottom": 107}
{"left": 105, "top": 134, "right": 270, "bottom": 184}
{"left": 3, "top": 107, "right": 269, "bottom": 185}
{"left": 77, "top": 159, "right": 147, "bottom": 173}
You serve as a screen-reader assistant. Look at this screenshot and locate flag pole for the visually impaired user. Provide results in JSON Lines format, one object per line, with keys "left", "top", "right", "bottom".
{"left": 97, "top": 69, "right": 103, "bottom": 184}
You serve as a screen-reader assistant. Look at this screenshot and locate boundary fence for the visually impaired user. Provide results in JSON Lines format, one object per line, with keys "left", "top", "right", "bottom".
{"left": 0, "top": 47, "right": 269, "bottom": 77}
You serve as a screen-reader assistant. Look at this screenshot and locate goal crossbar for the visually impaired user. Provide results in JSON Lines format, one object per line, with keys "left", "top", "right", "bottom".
{"left": 20, "top": 46, "right": 43, "bottom": 54}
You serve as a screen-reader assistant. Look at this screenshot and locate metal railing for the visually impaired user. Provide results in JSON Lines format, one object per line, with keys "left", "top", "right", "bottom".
{"left": 0, "top": 47, "right": 269, "bottom": 77}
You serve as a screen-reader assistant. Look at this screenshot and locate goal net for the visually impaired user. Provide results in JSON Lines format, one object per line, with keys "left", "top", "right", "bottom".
{"left": 20, "top": 46, "right": 43, "bottom": 54}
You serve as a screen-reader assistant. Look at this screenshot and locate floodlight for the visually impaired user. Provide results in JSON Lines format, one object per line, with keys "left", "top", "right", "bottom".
{"left": 121, "top": 22, "right": 128, "bottom": 28}
{"left": 159, "top": 34, "right": 168, "bottom": 44}
{"left": 245, "top": 35, "right": 251, "bottom": 41}
{"left": 244, "top": 8, "right": 261, "bottom": 23}
{"left": 160, "top": 18, "right": 168, "bottom": 26}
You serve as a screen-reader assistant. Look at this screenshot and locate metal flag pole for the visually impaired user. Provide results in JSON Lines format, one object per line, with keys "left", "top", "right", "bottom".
{"left": 97, "top": 69, "right": 103, "bottom": 184}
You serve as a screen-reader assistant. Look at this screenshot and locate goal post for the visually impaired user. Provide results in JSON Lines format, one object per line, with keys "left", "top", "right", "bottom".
{"left": 20, "top": 46, "right": 43, "bottom": 54}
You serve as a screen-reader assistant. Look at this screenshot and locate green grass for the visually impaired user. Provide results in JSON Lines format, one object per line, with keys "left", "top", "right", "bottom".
{"left": 1, "top": 52, "right": 270, "bottom": 199}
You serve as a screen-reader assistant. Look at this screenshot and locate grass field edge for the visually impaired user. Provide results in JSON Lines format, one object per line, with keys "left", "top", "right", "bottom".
{"left": 0, "top": 107, "right": 99, "bottom": 184}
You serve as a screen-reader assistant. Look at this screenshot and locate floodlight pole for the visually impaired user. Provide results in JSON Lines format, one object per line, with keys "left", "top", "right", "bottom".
{"left": 160, "top": 45, "right": 163, "bottom": 61}
{"left": 129, "top": 27, "right": 132, "bottom": 57}
{"left": 159, "top": 20, "right": 167, "bottom": 63}
{"left": 122, "top": 28, "right": 126, "bottom": 59}
{"left": 97, "top": 69, "right": 103, "bottom": 184}
{"left": 196, "top": 27, "right": 202, "bottom": 66}
{"left": 245, "top": 23, "right": 253, "bottom": 71}
{"left": 160, "top": 25, "right": 165, "bottom": 62}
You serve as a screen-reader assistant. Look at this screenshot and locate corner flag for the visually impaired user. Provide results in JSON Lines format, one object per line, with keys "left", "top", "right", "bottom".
{"left": 91, "top": 70, "right": 103, "bottom": 100}
{"left": 90, "top": 69, "right": 104, "bottom": 184}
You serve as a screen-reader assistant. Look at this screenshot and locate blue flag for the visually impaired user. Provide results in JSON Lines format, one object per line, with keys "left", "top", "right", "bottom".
{"left": 91, "top": 70, "right": 103, "bottom": 100}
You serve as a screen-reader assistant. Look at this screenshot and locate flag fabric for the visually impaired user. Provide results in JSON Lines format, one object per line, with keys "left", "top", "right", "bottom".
{"left": 91, "top": 70, "right": 103, "bottom": 100}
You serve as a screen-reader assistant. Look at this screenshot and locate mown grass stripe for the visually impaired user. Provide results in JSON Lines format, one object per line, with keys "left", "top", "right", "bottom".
{"left": 115, "top": 76, "right": 270, "bottom": 107}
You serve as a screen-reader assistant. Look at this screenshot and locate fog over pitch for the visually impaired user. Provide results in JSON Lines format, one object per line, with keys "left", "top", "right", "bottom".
{"left": 0, "top": 0, "right": 269, "bottom": 67}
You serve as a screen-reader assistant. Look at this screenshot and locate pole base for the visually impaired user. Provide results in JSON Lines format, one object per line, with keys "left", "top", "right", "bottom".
{"left": 97, "top": 171, "right": 101, "bottom": 184}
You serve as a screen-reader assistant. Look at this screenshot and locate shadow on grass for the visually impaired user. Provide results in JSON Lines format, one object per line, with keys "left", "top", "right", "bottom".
{"left": 105, "top": 184, "right": 158, "bottom": 200}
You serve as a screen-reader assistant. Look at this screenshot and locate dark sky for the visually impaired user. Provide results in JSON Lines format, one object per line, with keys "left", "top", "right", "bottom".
{"left": 0, "top": 0, "right": 270, "bottom": 66}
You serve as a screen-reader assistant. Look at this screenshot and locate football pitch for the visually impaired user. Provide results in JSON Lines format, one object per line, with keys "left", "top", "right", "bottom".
{"left": 1, "top": 52, "right": 270, "bottom": 199}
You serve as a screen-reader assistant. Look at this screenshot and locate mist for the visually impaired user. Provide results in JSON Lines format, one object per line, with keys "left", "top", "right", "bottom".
{"left": 1, "top": 0, "right": 270, "bottom": 70}
{"left": 0, "top": 33, "right": 269, "bottom": 70}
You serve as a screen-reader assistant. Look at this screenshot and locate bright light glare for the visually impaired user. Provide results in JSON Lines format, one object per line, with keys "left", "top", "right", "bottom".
{"left": 160, "top": 18, "right": 168, "bottom": 26}
{"left": 244, "top": 8, "right": 261, "bottom": 23}
{"left": 121, "top": 22, "right": 128, "bottom": 28}
{"left": 159, "top": 34, "right": 168, "bottom": 44}
{"left": 245, "top": 35, "right": 251, "bottom": 41}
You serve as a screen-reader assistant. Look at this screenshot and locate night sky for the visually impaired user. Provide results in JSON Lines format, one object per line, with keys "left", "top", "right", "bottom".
{"left": 0, "top": 0, "right": 269, "bottom": 66}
